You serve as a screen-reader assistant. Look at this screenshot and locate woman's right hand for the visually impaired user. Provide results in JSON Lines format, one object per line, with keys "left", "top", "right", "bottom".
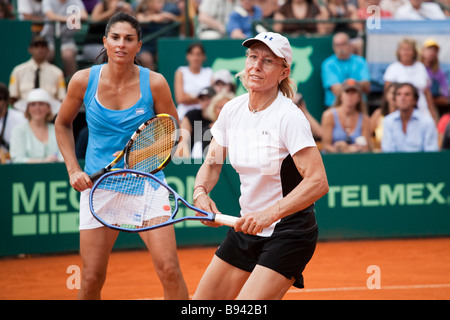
{"left": 193, "top": 194, "right": 222, "bottom": 228}
{"left": 69, "top": 169, "right": 93, "bottom": 192}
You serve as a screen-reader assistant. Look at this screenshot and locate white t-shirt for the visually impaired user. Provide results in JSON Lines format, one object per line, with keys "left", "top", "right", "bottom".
{"left": 383, "top": 61, "right": 431, "bottom": 115}
{"left": 176, "top": 66, "right": 213, "bottom": 120}
{"left": 211, "top": 92, "right": 316, "bottom": 237}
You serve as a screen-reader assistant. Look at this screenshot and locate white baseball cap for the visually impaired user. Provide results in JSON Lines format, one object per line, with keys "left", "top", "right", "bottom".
{"left": 242, "top": 32, "right": 292, "bottom": 66}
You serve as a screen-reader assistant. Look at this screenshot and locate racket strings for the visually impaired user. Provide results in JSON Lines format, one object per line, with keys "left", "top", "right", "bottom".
{"left": 127, "top": 117, "right": 176, "bottom": 172}
{"left": 91, "top": 172, "right": 176, "bottom": 230}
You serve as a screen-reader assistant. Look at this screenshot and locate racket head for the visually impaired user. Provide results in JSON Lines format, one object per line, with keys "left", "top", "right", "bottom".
{"left": 124, "top": 114, "right": 180, "bottom": 174}
{"left": 89, "top": 169, "right": 216, "bottom": 232}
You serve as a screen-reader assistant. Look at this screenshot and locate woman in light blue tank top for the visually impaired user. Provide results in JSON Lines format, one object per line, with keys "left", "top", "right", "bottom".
{"left": 321, "top": 79, "right": 372, "bottom": 153}
{"left": 55, "top": 13, "right": 188, "bottom": 300}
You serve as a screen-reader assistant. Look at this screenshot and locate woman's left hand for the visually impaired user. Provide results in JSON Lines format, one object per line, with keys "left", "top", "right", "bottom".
{"left": 234, "top": 203, "right": 278, "bottom": 235}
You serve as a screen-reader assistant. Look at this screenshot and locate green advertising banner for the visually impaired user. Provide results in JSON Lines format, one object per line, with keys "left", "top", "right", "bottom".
{"left": 158, "top": 36, "right": 333, "bottom": 122}
{"left": 1, "top": 152, "right": 450, "bottom": 256}
{"left": 315, "top": 152, "right": 450, "bottom": 239}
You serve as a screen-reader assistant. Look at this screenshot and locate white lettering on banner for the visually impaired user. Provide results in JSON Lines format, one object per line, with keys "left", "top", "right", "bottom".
{"left": 327, "top": 183, "right": 447, "bottom": 208}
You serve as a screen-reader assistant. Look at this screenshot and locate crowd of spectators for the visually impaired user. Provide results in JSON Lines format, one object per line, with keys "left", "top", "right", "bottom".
{"left": 1, "top": 0, "right": 450, "bottom": 164}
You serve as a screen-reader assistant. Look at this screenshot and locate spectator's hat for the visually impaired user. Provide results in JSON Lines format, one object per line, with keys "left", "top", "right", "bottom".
{"left": 198, "top": 86, "right": 216, "bottom": 99}
{"left": 29, "top": 35, "right": 48, "bottom": 47}
{"left": 342, "top": 79, "right": 361, "bottom": 92}
{"left": 242, "top": 32, "right": 292, "bottom": 66}
{"left": 423, "top": 39, "right": 439, "bottom": 49}
{"left": 213, "top": 69, "right": 234, "bottom": 85}
{"left": 16, "top": 88, "right": 60, "bottom": 116}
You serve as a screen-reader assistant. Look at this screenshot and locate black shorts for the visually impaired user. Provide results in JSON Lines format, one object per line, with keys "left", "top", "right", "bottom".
{"left": 215, "top": 226, "right": 318, "bottom": 288}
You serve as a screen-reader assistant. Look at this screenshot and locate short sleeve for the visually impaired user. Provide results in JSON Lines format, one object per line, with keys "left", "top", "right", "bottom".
{"left": 280, "top": 107, "right": 316, "bottom": 156}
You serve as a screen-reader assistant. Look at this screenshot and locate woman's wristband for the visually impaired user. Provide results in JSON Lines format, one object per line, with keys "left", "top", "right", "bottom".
{"left": 193, "top": 191, "right": 207, "bottom": 203}
{"left": 194, "top": 185, "right": 208, "bottom": 194}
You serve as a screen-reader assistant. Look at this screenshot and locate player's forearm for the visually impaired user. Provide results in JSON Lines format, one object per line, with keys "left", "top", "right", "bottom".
{"left": 275, "top": 174, "right": 329, "bottom": 221}
{"left": 55, "top": 120, "right": 81, "bottom": 175}
{"left": 194, "top": 139, "right": 226, "bottom": 196}
{"left": 194, "top": 160, "right": 222, "bottom": 196}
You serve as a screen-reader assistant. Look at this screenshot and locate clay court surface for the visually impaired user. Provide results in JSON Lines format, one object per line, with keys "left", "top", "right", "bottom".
{"left": 1, "top": 237, "right": 449, "bottom": 300}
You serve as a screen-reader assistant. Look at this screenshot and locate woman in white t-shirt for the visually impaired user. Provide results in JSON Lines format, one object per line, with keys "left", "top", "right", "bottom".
{"left": 192, "top": 32, "right": 329, "bottom": 300}
{"left": 383, "top": 38, "right": 437, "bottom": 122}
{"left": 174, "top": 42, "right": 213, "bottom": 120}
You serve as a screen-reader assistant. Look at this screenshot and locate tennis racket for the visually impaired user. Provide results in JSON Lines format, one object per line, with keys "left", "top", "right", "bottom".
{"left": 89, "top": 114, "right": 179, "bottom": 182}
{"left": 89, "top": 169, "right": 239, "bottom": 232}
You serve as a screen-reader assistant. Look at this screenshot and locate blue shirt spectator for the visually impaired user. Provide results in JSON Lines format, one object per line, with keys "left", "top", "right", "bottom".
{"left": 321, "top": 32, "right": 370, "bottom": 108}
{"left": 227, "top": 0, "right": 263, "bottom": 39}
{"left": 381, "top": 109, "right": 438, "bottom": 152}
{"left": 381, "top": 83, "right": 438, "bottom": 152}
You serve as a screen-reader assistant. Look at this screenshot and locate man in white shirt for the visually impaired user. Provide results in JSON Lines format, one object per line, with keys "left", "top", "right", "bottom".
{"left": 9, "top": 36, "right": 65, "bottom": 114}
{"left": 394, "top": 0, "right": 446, "bottom": 19}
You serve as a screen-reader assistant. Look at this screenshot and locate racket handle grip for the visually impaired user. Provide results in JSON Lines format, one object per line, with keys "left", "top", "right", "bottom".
{"left": 89, "top": 168, "right": 107, "bottom": 182}
{"left": 213, "top": 214, "right": 239, "bottom": 227}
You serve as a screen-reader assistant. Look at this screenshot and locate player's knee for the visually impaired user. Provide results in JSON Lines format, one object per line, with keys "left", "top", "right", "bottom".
{"left": 81, "top": 270, "right": 106, "bottom": 292}
{"left": 157, "top": 261, "right": 183, "bottom": 285}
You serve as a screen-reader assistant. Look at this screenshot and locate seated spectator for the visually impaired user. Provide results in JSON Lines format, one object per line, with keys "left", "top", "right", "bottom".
{"left": 174, "top": 42, "right": 213, "bottom": 120}
{"left": 256, "top": 0, "right": 279, "bottom": 18}
{"left": 273, "top": 0, "right": 328, "bottom": 36}
{"left": 9, "top": 36, "right": 65, "bottom": 114}
{"left": 196, "top": 0, "right": 238, "bottom": 39}
{"left": 381, "top": 83, "right": 438, "bottom": 152}
{"left": 41, "top": 0, "right": 89, "bottom": 77}
{"left": 82, "top": 0, "right": 134, "bottom": 63}
{"left": 136, "top": 0, "right": 181, "bottom": 70}
{"left": 198, "top": 90, "right": 235, "bottom": 158}
{"left": 370, "top": 82, "right": 398, "bottom": 151}
{"left": 380, "top": 0, "right": 407, "bottom": 16}
{"left": 323, "top": 0, "right": 361, "bottom": 38}
{"left": 321, "top": 32, "right": 370, "bottom": 108}
{"left": 321, "top": 79, "right": 372, "bottom": 153}
{"left": 0, "top": 0, "right": 14, "bottom": 19}
{"left": 383, "top": 38, "right": 437, "bottom": 122}
{"left": 420, "top": 39, "right": 449, "bottom": 115}
{"left": 212, "top": 69, "right": 236, "bottom": 94}
{"left": 394, "top": 0, "right": 446, "bottom": 20}
{"left": 227, "top": 0, "right": 263, "bottom": 39}
{"left": 0, "top": 83, "right": 27, "bottom": 164}
{"left": 178, "top": 86, "right": 215, "bottom": 158}
{"left": 358, "top": 0, "right": 392, "bottom": 19}
{"left": 442, "top": 121, "right": 450, "bottom": 150}
{"left": 10, "top": 88, "right": 63, "bottom": 163}
{"left": 293, "top": 92, "right": 322, "bottom": 140}
{"left": 17, "top": 0, "right": 46, "bottom": 35}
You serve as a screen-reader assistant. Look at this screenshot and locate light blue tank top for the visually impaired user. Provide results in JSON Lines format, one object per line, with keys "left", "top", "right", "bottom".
{"left": 331, "top": 108, "right": 363, "bottom": 144}
{"left": 83, "top": 64, "right": 164, "bottom": 180}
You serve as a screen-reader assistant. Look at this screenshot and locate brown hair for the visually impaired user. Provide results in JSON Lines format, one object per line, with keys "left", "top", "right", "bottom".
{"left": 334, "top": 86, "right": 368, "bottom": 114}
{"left": 25, "top": 102, "right": 54, "bottom": 122}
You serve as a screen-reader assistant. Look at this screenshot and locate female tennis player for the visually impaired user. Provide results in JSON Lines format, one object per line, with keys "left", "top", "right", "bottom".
{"left": 192, "top": 32, "right": 329, "bottom": 300}
{"left": 55, "top": 12, "right": 188, "bottom": 300}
